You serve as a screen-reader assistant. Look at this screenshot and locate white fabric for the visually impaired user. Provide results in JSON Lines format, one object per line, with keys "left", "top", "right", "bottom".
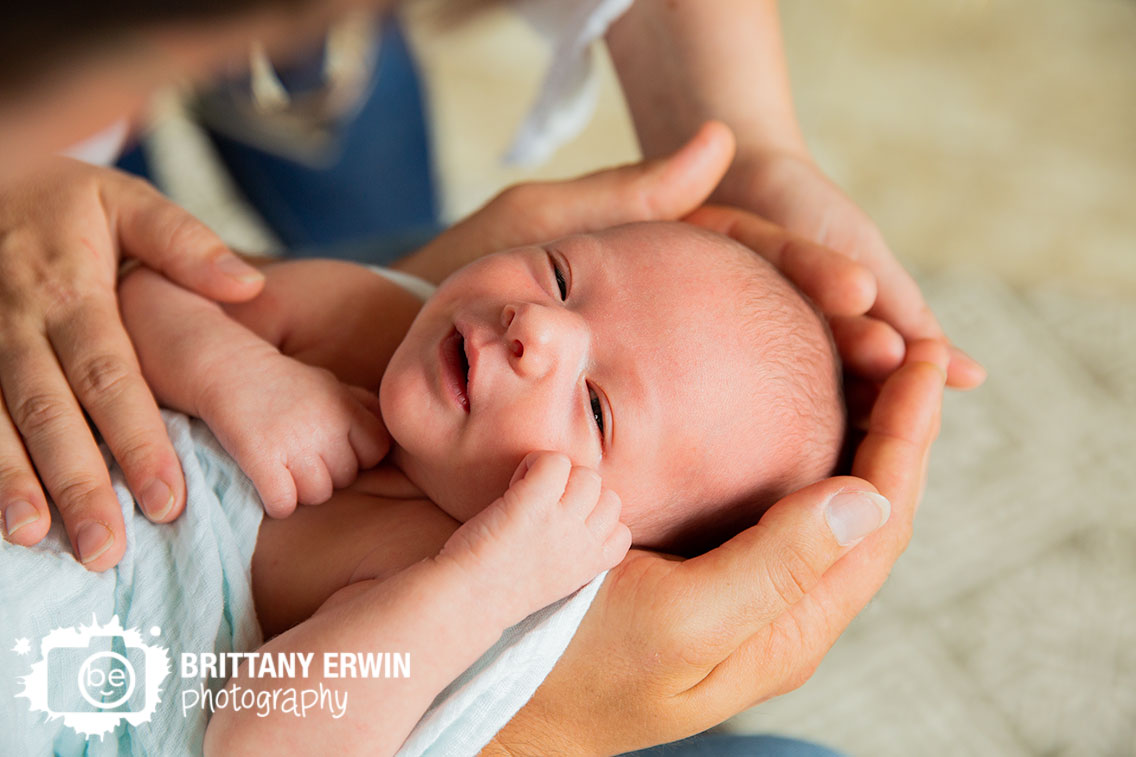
{"left": 397, "top": 572, "right": 607, "bottom": 757}
{"left": 368, "top": 265, "right": 438, "bottom": 301}
{"left": 0, "top": 412, "right": 263, "bottom": 756}
{"left": 63, "top": 120, "right": 130, "bottom": 166}
{"left": 505, "top": 0, "right": 634, "bottom": 165}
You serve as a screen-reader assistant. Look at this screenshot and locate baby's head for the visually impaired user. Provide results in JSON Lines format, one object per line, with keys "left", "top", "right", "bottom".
{"left": 381, "top": 221, "right": 844, "bottom": 555}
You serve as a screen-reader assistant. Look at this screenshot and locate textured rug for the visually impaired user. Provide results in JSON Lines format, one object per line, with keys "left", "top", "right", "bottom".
{"left": 727, "top": 272, "right": 1136, "bottom": 757}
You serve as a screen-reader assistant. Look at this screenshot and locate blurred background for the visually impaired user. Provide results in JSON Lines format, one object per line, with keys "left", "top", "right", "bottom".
{"left": 137, "top": 1, "right": 1135, "bottom": 754}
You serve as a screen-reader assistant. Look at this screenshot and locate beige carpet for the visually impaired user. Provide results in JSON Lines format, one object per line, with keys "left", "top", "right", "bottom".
{"left": 726, "top": 273, "right": 1136, "bottom": 756}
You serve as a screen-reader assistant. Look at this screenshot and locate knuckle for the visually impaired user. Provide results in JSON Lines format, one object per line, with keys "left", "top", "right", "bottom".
{"left": 495, "top": 183, "right": 539, "bottom": 212}
{"left": 0, "top": 470, "right": 43, "bottom": 505}
{"left": 72, "top": 353, "right": 135, "bottom": 400}
{"left": 111, "top": 434, "right": 166, "bottom": 478}
{"left": 569, "top": 466, "right": 601, "bottom": 488}
{"left": 156, "top": 210, "right": 209, "bottom": 255}
{"left": 51, "top": 476, "right": 107, "bottom": 515}
{"left": 11, "top": 391, "right": 71, "bottom": 436}
{"left": 766, "top": 541, "right": 821, "bottom": 608}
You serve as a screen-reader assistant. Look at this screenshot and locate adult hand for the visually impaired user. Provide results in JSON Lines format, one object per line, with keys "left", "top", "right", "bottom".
{"left": 486, "top": 340, "right": 949, "bottom": 756}
{"left": 713, "top": 148, "right": 985, "bottom": 389}
{"left": 392, "top": 122, "right": 738, "bottom": 284}
{"left": 604, "top": 0, "right": 983, "bottom": 389}
{"left": 0, "top": 157, "right": 265, "bottom": 570}
{"left": 684, "top": 203, "right": 898, "bottom": 386}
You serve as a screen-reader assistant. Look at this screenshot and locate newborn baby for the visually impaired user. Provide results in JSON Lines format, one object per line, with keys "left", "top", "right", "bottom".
{"left": 21, "top": 221, "right": 843, "bottom": 754}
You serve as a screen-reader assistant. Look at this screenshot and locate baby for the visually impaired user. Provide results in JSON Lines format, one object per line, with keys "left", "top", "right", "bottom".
{"left": 28, "top": 221, "right": 844, "bottom": 753}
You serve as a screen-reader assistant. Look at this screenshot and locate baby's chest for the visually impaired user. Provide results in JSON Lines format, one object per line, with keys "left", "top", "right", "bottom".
{"left": 252, "top": 475, "right": 459, "bottom": 636}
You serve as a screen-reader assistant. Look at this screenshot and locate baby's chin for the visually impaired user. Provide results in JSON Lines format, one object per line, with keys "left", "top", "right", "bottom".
{"left": 388, "top": 444, "right": 509, "bottom": 525}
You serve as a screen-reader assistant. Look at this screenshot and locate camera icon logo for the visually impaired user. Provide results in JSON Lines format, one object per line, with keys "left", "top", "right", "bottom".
{"left": 77, "top": 650, "right": 136, "bottom": 710}
{"left": 15, "top": 615, "right": 171, "bottom": 738}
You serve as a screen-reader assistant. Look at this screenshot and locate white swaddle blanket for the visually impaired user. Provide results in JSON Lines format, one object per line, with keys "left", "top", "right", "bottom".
{"left": 398, "top": 572, "right": 605, "bottom": 756}
{"left": 0, "top": 412, "right": 264, "bottom": 757}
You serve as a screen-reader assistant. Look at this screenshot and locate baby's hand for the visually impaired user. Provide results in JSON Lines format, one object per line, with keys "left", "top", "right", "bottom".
{"left": 199, "top": 353, "right": 390, "bottom": 517}
{"left": 437, "top": 452, "right": 632, "bottom": 622}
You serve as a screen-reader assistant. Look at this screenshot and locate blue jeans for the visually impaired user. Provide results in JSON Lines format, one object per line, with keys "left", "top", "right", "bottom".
{"left": 621, "top": 732, "right": 845, "bottom": 757}
{"left": 118, "top": 18, "right": 440, "bottom": 262}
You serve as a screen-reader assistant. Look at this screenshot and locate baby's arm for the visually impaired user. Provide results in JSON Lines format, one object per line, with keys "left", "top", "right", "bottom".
{"left": 118, "top": 260, "right": 417, "bottom": 514}
{"left": 205, "top": 453, "right": 632, "bottom": 756}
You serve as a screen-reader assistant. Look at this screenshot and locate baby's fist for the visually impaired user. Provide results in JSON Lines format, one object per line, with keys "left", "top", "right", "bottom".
{"left": 439, "top": 452, "right": 631, "bottom": 623}
{"left": 203, "top": 357, "right": 390, "bottom": 517}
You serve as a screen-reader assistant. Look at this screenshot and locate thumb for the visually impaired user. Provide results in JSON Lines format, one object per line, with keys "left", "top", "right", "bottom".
{"left": 534, "top": 120, "right": 737, "bottom": 233}
{"left": 345, "top": 385, "right": 390, "bottom": 469}
{"left": 465, "top": 120, "right": 737, "bottom": 247}
{"left": 112, "top": 175, "right": 264, "bottom": 302}
{"left": 678, "top": 476, "right": 891, "bottom": 661}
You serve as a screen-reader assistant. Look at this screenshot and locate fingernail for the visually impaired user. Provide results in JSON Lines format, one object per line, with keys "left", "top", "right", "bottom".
{"left": 2, "top": 500, "right": 39, "bottom": 538}
{"left": 951, "top": 346, "right": 987, "bottom": 384}
{"left": 140, "top": 479, "right": 175, "bottom": 520}
{"left": 825, "top": 490, "right": 891, "bottom": 546}
{"left": 77, "top": 521, "right": 114, "bottom": 564}
{"left": 214, "top": 253, "right": 264, "bottom": 284}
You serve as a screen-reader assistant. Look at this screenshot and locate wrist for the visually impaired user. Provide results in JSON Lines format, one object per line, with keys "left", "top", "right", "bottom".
{"left": 193, "top": 340, "right": 281, "bottom": 423}
{"left": 429, "top": 549, "right": 530, "bottom": 630}
{"left": 713, "top": 144, "right": 815, "bottom": 204}
{"left": 484, "top": 710, "right": 591, "bottom": 757}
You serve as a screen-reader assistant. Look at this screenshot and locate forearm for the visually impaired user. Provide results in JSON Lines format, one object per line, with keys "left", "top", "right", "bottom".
{"left": 606, "top": 0, "right": 807, "bottom": 160}
{"left": 118, "top": 266, "right": 282, "bottom": 418}
{"left": 205, "top": 557, "right": 521, "bottom": 756}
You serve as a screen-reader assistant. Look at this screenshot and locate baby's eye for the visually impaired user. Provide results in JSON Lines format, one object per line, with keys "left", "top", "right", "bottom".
{"left": 548, "top": 252, "right": 567, "bottom": 300}
{"left": 588, "top": 384, "right": 605, "bottom": 436}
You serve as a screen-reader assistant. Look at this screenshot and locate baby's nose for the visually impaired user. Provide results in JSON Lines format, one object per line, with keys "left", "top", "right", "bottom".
{"left": 502, "top": 302, "right": 586, "bottom": 379}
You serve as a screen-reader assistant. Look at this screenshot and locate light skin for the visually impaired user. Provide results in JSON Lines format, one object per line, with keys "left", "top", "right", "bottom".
{"left": 119, "top": 221, "right": 843, "bottom": 754}
{"left": 383, "top": 222, "right": 828, "bottom": 548}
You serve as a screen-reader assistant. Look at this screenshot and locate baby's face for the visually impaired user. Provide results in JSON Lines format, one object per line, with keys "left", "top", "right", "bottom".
{"left": 381, "top": 223, "right": 793, "bottom": 545}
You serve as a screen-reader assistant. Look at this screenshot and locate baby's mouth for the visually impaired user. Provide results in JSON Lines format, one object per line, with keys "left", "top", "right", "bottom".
{"left": 441, "top": 327, "right": 471, "bottom": 412}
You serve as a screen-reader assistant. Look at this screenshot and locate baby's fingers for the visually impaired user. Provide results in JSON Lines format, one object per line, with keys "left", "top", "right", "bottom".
{"left": 560, "top": 465, "right": 602, "bottom": 517}
{"left": 602, "top": 522, "right": 633, "bottom": 567}
{"left": 289, "top": 455, "right": 333, "bottom": 506}
{"left": 242, "top": 458, "right": 298, "bottom": 519}
{"left": 322, "top": 445, "right": 359, "bottom": 491}
{"left": 504, "top": 451, "right": 572, "bottom": 508}
{"left": 345, "top": 386, "right": 389, "bottom": 469}
{"left": 585, "top": 488, "right": 623, "bottom": 537}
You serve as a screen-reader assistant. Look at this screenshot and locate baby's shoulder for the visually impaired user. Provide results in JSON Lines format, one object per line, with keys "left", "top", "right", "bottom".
{"left": 274, "top": 261, "right": 426, "bottom": 388}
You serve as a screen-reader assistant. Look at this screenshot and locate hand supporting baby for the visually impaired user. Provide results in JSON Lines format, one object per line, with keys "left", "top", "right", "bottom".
{"left": 437, "top": 452, "right": 631, "bottom": 625}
